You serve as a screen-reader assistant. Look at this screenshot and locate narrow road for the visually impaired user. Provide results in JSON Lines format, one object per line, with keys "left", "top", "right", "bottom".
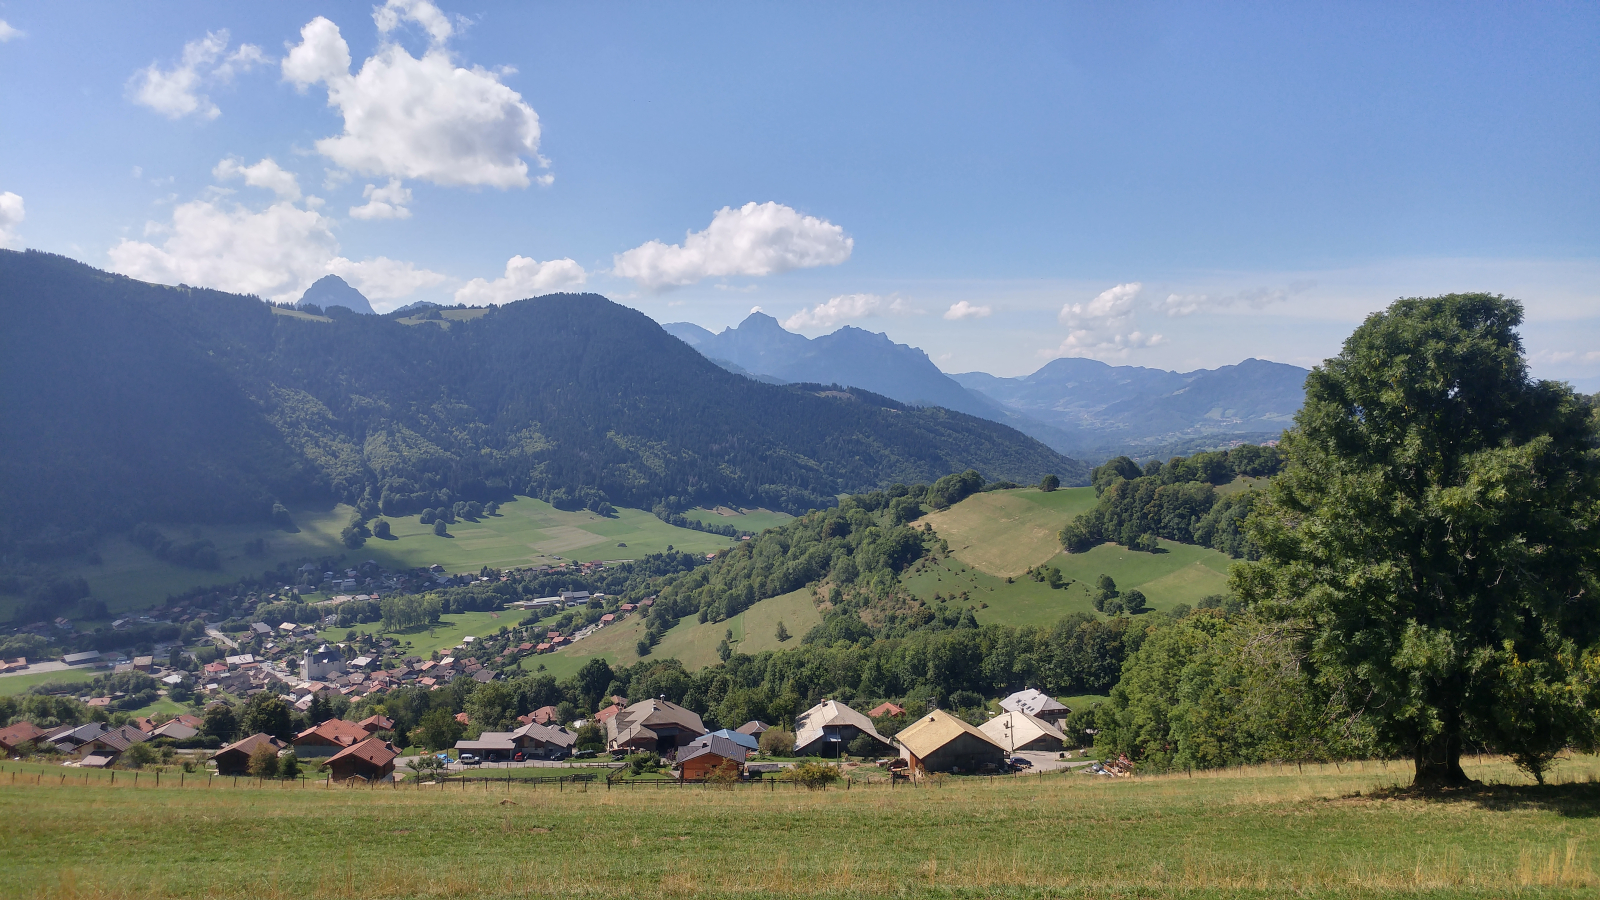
{"left": 205, "top": 628, "right": 238, "bottom": 650}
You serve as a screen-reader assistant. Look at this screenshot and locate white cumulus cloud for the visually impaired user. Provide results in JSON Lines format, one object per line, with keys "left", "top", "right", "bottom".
{"left": 107, "top": 184, "right": 443, "bottom": 306}
{"left": 0, "top": 19, "right": 24, "bottom": 42}
{"left": 0, "top": 191, "right": 24, "bottom": 248}
{"left": 614, "top": 202, "right": 852, "bottom": 291}
{"left": 327, "top": 256, "right": 447, "bottom": 301}
{"left": 127, "top": 30, "right": 266, "bottom": 120}
{"left": 454, "top": 255, "right": 587, "bottom": 305}
{"left": 944, "top": 300, "right": 992, "bottom": 320}
{"left": 213, "top": 157, "right": 301, "bottom": 201}
{"left": 282, "top": 3, "right": 546, "bottom": 190}
{"left": 1059, "top": 282, "right": 1143, "bottom": 328}
{"left": 349, "top": 178, "right": 413, "bottom": 220}
{"left": 1050, "top": 282, "right": 1163, "bottom": 359}
{"left": 783, "top": 293, "right": 883, "bottom": 331}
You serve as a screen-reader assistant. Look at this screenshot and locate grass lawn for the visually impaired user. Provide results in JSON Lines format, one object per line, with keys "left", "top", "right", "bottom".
{"left": 902, "top": 538, "right": 1233, "bottom": 628}
{"left": 683, "top": 506, "right": 794, "bottom": 534}
{"left": 526, "top": 589, "right": 824, "bottom": 676}
{"left": 920, "top": 486, "right": 1098, "bottom": 577}
{"left": 1, "top": 497, "right": 733, "bottom": 624}
{"left": 319, "top": 610, "right": 519, "bottom": 658}
{"left": 3, "top": 755, "right": 1598, "bottom": 898}
{"left": 0, "top": 667, "right": 101, "bottom": 696}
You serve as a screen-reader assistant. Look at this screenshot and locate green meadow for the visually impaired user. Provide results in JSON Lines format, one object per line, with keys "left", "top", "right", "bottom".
{"left": 907, "top": 486, "right": 1236, "bottom": 627}
{"left": 0, "top": 667, "right": 100, "bottom": 696}
{"left": 3, "top": 755, "right": 1596, "bottom": 899}
{"left": 2, "top": 497, "right": 735, "bottom": 622}
{"left": 525, "top": 588, "right": 824, "bottom": 677}
{"left": 317, "top": 609, "right": 521, "bottom": 658}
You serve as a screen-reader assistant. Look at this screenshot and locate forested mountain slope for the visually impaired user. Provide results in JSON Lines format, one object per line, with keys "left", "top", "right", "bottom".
{"left": 0, "top": 251, "right": 1084, "bottom": 556}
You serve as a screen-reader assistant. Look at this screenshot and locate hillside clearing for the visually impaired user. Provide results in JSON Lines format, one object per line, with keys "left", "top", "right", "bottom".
{"left": 920, "top": 487, "right": 1097, "bottom": 577}
{"left": 903, "top": 536, "right": 1235, "bottom": 627}
{"left": 527, "top": 589, "right": 823, "bottom": 676}
{"left": 683, "top": 506, "right": 794, "bottom": 533}
{"left": 3, "top": 755, "right": 1596, "bottom": 899}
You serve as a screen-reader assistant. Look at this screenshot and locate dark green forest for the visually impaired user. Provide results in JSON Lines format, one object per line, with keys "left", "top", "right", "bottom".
{"left": 1059, "top": 445, "right": 1285, "bottom": 557}
{"left": 0, "top": 250, "right": 1084, "bottom": 557}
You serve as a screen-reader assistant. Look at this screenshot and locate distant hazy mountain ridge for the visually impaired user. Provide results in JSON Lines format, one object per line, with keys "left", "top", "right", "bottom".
{"left": 664, "top": 313, "right": 1309, "bottom": 460}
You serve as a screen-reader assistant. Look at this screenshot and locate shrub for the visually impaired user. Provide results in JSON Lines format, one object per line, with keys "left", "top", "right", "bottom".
{"left": 247, "top": 742, "right": 280, "bottom": 778}
{"left": 781, "top": 761, "right": 841, "bottom": 790}
{"left": 846, "top": 733, "right": 880, "bottom": 758}
{"left": 121, "top": 741, "right": 157, "bottom": 768}
{"left": 277, "top": 752, "right": 301, "bottom": 780}
{"left": 758, "top": 729, "right": 795, "bottom": 756}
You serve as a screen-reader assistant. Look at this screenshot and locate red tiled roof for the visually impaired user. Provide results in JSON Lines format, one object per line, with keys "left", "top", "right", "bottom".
{"left": 294, "top": 719, "right": 368, "bottom": 747}
{"left": 0, "top": 722, "right": 47, "bottom": 748}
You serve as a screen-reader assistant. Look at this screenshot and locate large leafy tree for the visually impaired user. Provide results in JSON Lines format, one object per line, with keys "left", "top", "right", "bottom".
{"left": 1233, "top": 294, "right": 1600, "bottom": 787}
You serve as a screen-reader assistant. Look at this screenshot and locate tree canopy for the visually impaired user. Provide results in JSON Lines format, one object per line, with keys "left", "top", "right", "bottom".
{"left": 1232, "top": 294, "right": 1600, "bottom": 787}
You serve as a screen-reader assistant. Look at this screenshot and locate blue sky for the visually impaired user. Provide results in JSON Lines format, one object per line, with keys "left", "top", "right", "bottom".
{"left": 1, "top": 1, "right": 1596, "bottom": 383}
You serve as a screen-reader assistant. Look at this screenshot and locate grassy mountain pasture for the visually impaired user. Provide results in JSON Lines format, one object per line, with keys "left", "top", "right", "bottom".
{"left": 3, "top": 756, "right": 1597, "bottom": 899}
{"left": 2, "top": 498, "right": 732, "bottom": 623}
{"left": 902, "top": 539, "right": 1233, "bottom": 628}
{"left": 525, "top": 589, "right": 823, "bottom": 677}
{"left": 683, "top": 506, "right": 794, "bottom": 533}
{"left": 919, "top": 487, "right": 1098, "bottom": 577}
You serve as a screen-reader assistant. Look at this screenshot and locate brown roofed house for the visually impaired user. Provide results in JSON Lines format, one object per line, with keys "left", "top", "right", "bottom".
{"left": 894, "top": 709, "right": 1008, "bottom": 774}
{"left": 604, "top": 698, "right": 706, "bottom": 753}
{"left": 356, "top": 714, "right": 394, "bottom": 734}
{"left": 0, "top": 722, "right": 47, "bottom": 753}
{"left": 322, "top": 736, "right": 398, "bottom": 782}
{"left": 209, "top": 734, "right": 286, "bottom": 776}
{"left": 867, "top": 702, "right": 906, "bottom": 718}
{"left": 292, "top": 719, "right": 370, "bottom": 757}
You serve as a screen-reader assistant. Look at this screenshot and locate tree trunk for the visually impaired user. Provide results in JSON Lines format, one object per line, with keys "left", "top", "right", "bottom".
{"left": 1413, "top": 728, "right": 1472, "bottom": 788}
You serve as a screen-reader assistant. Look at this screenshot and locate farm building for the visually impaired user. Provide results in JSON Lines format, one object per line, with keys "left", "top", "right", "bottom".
{"left": 605, "top": 698, "right": 706, "bottom": 754}
{"left": 456, "top": 721, "right": 576, "bottom": 761}
{"left": 894, "top": 709, "right": 1008, "bottom": 774}
{"left": 794, "top": 699, "right": 894, "bottom": 757}
{"left": 978, "top": 709, "right": 1067, "bottom": 753}
{"left": 292, "top": 719, "right": 370, "bottom": 757}
{"left": 209, "top": 734, "right": 286, "bottom": 776}
{"left": 676, "top": 734, "right": 748, "bottom": 780}
{"left": 998, "top": 688, "right": 1071, "bottom": 726}
{"left": 323, "top": 737, "right": 398, "bottom": 782}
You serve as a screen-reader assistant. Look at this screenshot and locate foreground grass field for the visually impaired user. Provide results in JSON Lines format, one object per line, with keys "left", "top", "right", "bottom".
{"left": 3, "top": 756, "right": 1597, "bottom": 898}
{"left": 1, "top": 497, "right": 734, "bottom": 622}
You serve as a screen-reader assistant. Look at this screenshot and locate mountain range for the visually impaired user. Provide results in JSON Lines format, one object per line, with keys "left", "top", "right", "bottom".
{"left": 664, "top": 314, "right": 1308, "bottom": 460}
{"left": 0, "top": 251, "right": 1083, "bottom": 557}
